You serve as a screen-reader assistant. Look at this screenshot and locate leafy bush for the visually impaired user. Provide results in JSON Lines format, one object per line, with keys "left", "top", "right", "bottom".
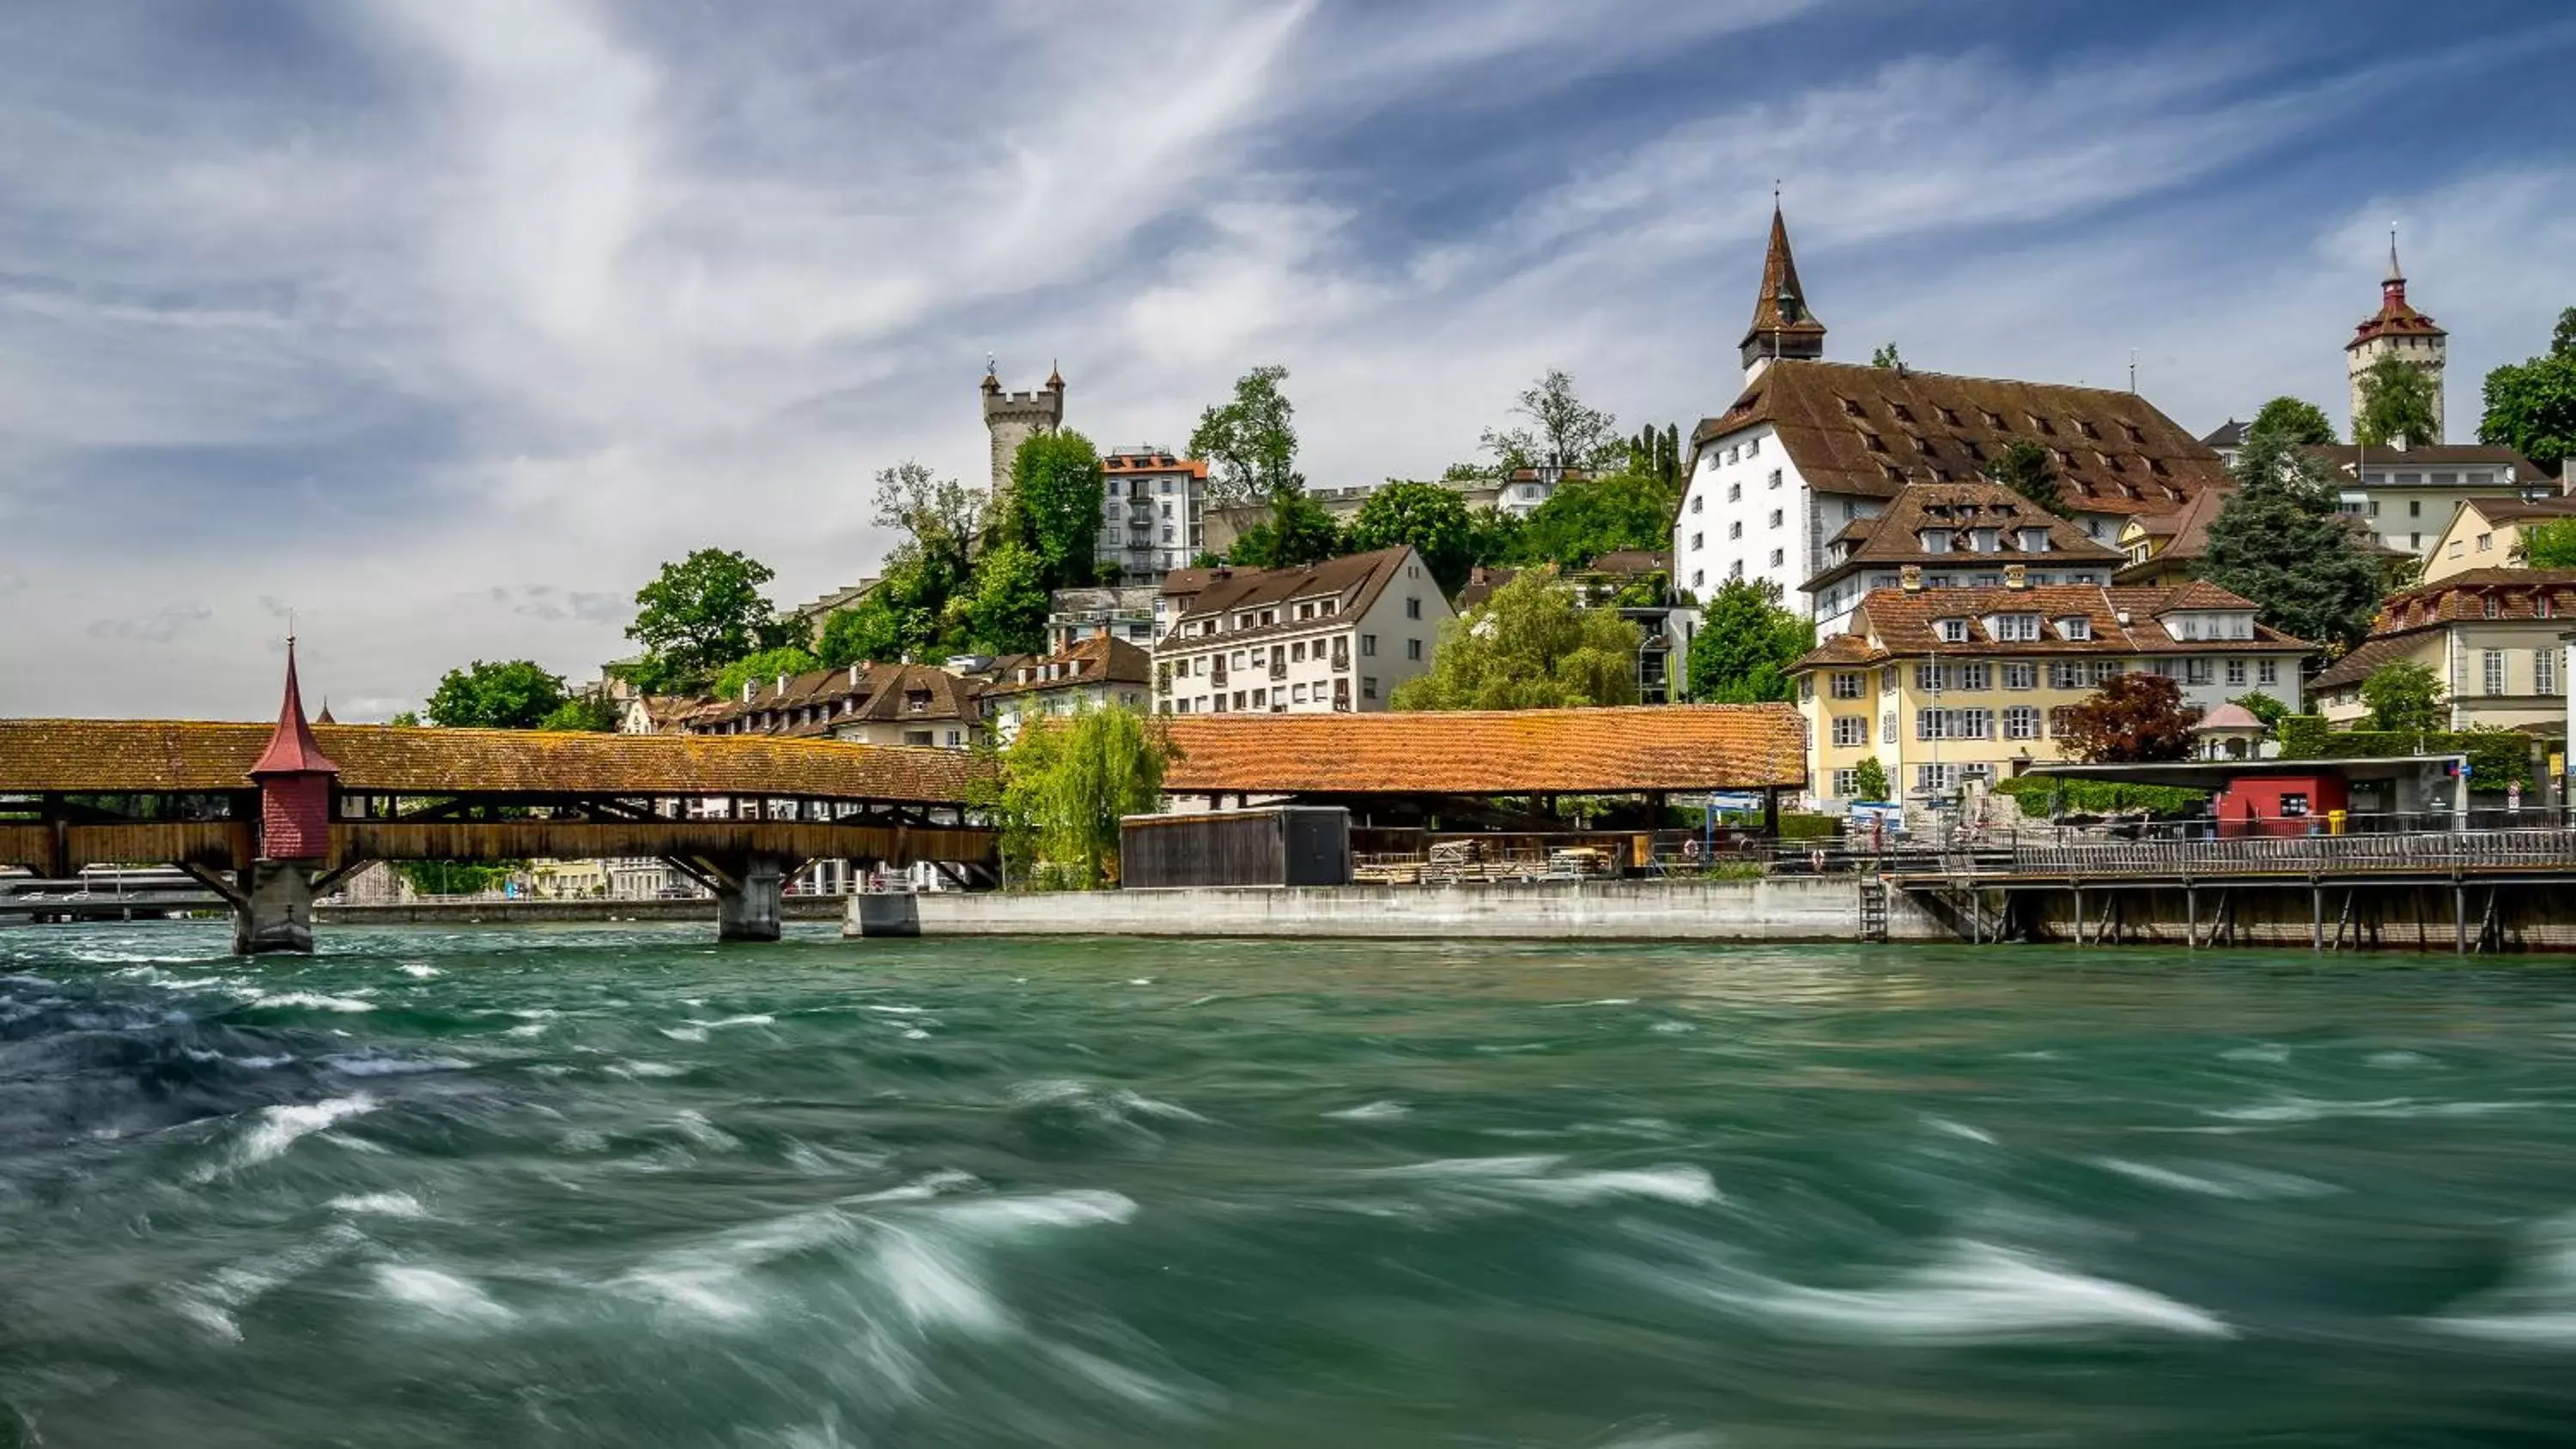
{"left": 1991, "top": 774, "right": 2210, "bottom": 819}
{"left": 2275, "top": 714, "right": 2332, "bottom": 757}
{"left": 2274, "top": 718, "right": 2532, "bottom": 788}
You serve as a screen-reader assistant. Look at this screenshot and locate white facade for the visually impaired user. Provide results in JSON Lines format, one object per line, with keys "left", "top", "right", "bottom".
{"left": 1156, "top": 559, "right": 1451, "bottom": 715}
{"left": 1677, "top": 424, "right": 1866, "bottom": 613}
{"left": 1096, "top": 449, "right": 1206, "bottom": 581}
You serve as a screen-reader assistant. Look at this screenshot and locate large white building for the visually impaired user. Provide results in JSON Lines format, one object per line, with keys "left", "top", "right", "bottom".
{"left": 1096, "top": 446, "right": 1207, "bottom": 582}
{"left": 1674, "top": 207, "right": 2233, "bottom": 619}
{"left": 1154, "top": 547, "right": 1453, "bottom": 714}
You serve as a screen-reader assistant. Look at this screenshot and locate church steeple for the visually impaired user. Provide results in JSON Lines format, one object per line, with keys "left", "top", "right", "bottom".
{"left": 1741, "top": 200, "right": 1826, "bottom": 379}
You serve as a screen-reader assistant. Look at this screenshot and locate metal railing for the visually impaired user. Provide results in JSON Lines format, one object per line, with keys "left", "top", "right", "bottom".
{"left": 2007, "top": 825, "right": 2576, "bottom": 879}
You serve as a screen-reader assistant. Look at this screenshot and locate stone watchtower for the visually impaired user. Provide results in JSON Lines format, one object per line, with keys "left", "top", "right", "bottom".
{"left": 2346, "top": 228, "right": 2446, "bottom": 441}
{"left": 981, "top": 363, "right": 1066, "bottom": 510}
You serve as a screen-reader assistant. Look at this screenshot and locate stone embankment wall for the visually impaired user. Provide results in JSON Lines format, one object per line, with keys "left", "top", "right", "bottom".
{"left": 848, "top": 876, "right": 1949, "bottom": 943}
{"left": 318, "top": 897, "right": 846, "bottom": 925}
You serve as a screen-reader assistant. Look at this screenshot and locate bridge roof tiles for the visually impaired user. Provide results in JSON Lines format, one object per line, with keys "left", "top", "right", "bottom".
{"left": 1161, "top": 704, "right": 1805, "bottom": 797}
{"left": 0, "top": 720, "right": 987, "bottom": 804}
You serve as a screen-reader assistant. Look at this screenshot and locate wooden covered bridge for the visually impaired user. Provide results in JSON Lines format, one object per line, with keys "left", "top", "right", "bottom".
{"left": 0, "top": 649, "right": 995, "bottom": 951}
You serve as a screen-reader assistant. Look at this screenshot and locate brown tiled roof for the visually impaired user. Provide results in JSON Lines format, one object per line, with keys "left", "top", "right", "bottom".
{"left": 2320, "top": 569, "right": 2576, "bottom": 681}
{"left": 2460, "top": 495, "right": 2576, "bottom": 524}
{"left": 982, "top": 635, "right": 1151, "bottom": 698}
{"left": 2202, "top": 420, "right": 2249, "bottom": 449}
{"left": 1162, "top": 705, "right": 1806, "bottom": 795}
{"left": 1804, "top": 481, "right": 2119, "bottom": 592}
{"left": 2309, "top": 632, "right": 2432, "bottom": 691}
{"left": 2348, "top": 266, "right": 2445, "bottom": 349}
{"left": 685, "top": 661, "right": 981, "bottom": 737}
{"left": 1163, "top": 548, "right": 1432, "bottom": 651}
{"left": 1795, "top": 582, "right": 2312, "bottom": 664}
{"left": 1691, "top": 361, "right": 2225, "bottom": 516}
{"left": 1103, "top": 450, "right": 1208, "bottom": 478}
{"left": 1455, "top": 565, "right": 1521, "bottom": 610}
{"left": 2115, "top": 482, "right": 2404, "bottom": 582}
{"left": 0, "top": 721, "right": 987, "bottom": 803}
{"left": 1792, "top": 635, "right": 1889, "bottom": 670}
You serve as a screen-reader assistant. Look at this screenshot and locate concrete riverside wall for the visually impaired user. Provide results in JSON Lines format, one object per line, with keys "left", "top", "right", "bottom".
{"left": 318, "top": 897, "right": 848, "bottom": 925}
{"left": 848, "top": 876, "right": 1950, "bottom": 943}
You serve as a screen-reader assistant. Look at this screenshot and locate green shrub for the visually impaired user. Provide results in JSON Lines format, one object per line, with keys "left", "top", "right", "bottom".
{"left": 1990, "top": 774, "right": 2211, "bottom": 819}
{"left": 2275, "top": 718, "right": 2531, "bottom": 788}
{"left": 1777, "top": 811, "right": 1839, "bottom": 840}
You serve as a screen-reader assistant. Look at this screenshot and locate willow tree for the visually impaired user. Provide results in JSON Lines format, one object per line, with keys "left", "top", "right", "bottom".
{"left": 987, "top": 706, "right": 1174, "bottom": 890}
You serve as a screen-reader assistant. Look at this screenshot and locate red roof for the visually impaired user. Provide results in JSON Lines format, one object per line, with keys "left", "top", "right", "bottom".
{"left": 248, "top": 642, "right": 340, "bottom": 777}
{"left": 1163, "top": 705, "right": 1806, "bottom": 796}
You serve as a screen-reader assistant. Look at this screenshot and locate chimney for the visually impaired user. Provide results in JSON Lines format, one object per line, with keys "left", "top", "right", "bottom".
{"left": 1900, "top": 564, "right": 1923, "bottom": 591}
{"left": 742, "top": 680, "right": 755, "bottom": 703}
{"left": 848, "top": 664, "right": 861, "bottom": 687}
{"left": 775, "top": 673, "right": 788, "bottom": 695}
{"left": 2115, "top": 609, "right": 2133, "bottom": 626}
{"left": 2390, "top": 433, "right": 2410, "bottom": 452}
{"left": 2004, "top": 563, "right": 2028, "bottom": 591}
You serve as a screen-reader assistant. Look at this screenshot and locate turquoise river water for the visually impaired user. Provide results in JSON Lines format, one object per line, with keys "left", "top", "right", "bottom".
{"left": 3, "top": 922, "right": 2576, "bottom": 1446}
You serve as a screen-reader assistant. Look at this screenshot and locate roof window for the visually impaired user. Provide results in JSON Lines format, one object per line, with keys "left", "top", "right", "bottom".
{"left": 1840, "top": 397, "right": 1867, "bottom": 418}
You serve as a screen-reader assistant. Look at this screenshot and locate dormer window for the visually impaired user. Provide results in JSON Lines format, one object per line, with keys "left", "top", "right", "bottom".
{"left": 2031, "top": 415, "right": 2057, "bottom": 436}
{"left": 2057, "top": 616, "right": 2093, "bottom": 640}
{"left": 1970, "top": 528, "right": 1999, "bottom": 554}
{"left": 1990, "top": 614, "right": 2042, "bottom": 642}
{"left": 1937, "top": 618, "right": 1970, "bottom": 643}
{"left": 1919, "top": 529, "right": 1953, "bottom": 555}
{"left": 2018, "top": 528, "right": 2050, "bottom": 553}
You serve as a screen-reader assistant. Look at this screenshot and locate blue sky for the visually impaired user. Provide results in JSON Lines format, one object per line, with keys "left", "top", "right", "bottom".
{"left": 5, "top": 0, "right": 2573, "bottom": 718}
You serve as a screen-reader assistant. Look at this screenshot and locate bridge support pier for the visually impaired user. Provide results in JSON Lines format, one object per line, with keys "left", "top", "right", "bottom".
{"left": 234, "top": 860, "right": 318, "bottom": 955}
{"left": 689, "top": 854, "right": 788, "bottom": 943}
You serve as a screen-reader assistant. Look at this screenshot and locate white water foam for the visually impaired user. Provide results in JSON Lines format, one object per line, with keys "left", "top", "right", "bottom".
{"left": 329, "top": 1191, "right": 428, "bottom": 1218}
{"left": 398, "top": 963, "right": 440, "bottom": 979}
{"left": 2429, "top": 1217, "right": 2576, "bottom": 1345}
{"left": 324, "top": 1053, "right": 471, "bottom": 1077}
{"left": 167, "top": 1224, "right": 366, "bottom": 1342}
{"left": 196, "top": 1094, "right": 379, "bottom": 1179}
{"left": 607, "top": 1060, "right": 686, "bottom": 1079}
{"left": 242, "top": 991, "right": 376, "bottom": 1014}
{"left": 2209, "top": 1096, "right": 2541, "bottom": 1124}
{"left": 1645, "top": 1240, "right": 2233, "bottom": 1343}
{"left": 1364, "top": 1154, "right": 1719, "bottom": 1207}
{"left": 2093, "top": 1157, "right": 2336, "bottom": 1200}
{"left": 671, "top": 1109, "right": 742, "bottom": 1151}
{"left": 1324, "top": 1100, "right": 1411, "bottom": 1122}
{"left": 374, "top": 1264, "right": 517, "bottom": 1325}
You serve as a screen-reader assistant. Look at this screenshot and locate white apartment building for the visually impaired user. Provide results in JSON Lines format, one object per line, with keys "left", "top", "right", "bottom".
{"left": 1676, "top": 207, "right": 2229, "bottom": 618}
{"left": 1154, "top": 547, "right": 1453, "bottom": 714}
{"left": 1097, "top": 446, "right": 1207, "bottom": 582}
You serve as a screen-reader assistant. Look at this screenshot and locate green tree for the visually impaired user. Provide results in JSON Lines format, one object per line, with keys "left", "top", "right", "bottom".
{"left": 1481, "top": 368, "right": 1622, "bottom": 474}
{"left": 1189, "top": 365, "right": 1298, "bottom": 506}
{"left": 2354, "top": 354, "right": 2441, "bottom": 446}
{"left": 1685, "top": 579, "right": 1814, "bottom": 703}
{"left": 1393, "top": 567, "right": 1642, "bottom": 710}
{"left": 1851, "top": 755, "right": 1890, "bottom": 802}
{"left": 1514, "top": 469, "right": 1674, "bottom": 567}
{"left": 711, "top": 646, "right": 822, "bottom": 702}
{"left": 2478, "top": 307, "right": 2576, "bottom": 472}
{"left": 1465, "top": 505, "right": 1525, "bottom": 570}
{"left": 2247, "top": 396, "right": 2336, "bottom": 446}
{"left": 2519, "top": 518, "right": 2576, "bottom": 568}
{"left": 627, "top": 549, "right": 788, "bottom": 693}
{"left": 962, "top": 539, "right": 1052, "bottom": 655}
{"left": 984, "top": 705, "right": 1173, "bottom": 890}
{"left": 816, "top": 595, "right": 906, "bottom": 667}
{"left": 2360, "top": 659, "right": 2445, "bottom": 733}
{"left": 537, "top": 694, "right": 620, "bottom": 732}
{"left": 1002, "top": 430, "right": 1106, "bottom": 588}
{"left": 2230, "top": 690, "right": 2291, "bottom": 727}
{"left": 1349, "top": 482, "right": 1474, "bottom": 591}
{"left": 2198, "top": 427, "right": 2385, "bottom": 650}
{"left": 395, "top": 861, "right": 514, "bottom": 897}
{"left": 1625, "top": 423, "right": 1684, "bottom": 489}
{"left": 424, "top": 659, "right": 572, "bottom": 729}
{"left": 1871, "top": 343, "right": 1904, "bottom": 369}
{"left": 1226, "top": 491, "right": 1345, "bottom": 570}
{"left": 1983, "top": 437, "right": 2067, "bottom": 517}
{"left": 854, "top": 461, "right": 987, "bottom": 662}
{"left": 2058, "top": 672, "right": 2200, "bottom": 763}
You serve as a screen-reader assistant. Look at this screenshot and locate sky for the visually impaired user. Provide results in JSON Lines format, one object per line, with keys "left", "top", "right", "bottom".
{"left": 5, "top": 0, "right": 2574, "bottom": 720}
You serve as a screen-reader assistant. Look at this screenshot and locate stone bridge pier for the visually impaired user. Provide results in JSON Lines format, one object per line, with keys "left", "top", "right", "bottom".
{"left": 680, "top": 853, "right": 795, "bottom": 943}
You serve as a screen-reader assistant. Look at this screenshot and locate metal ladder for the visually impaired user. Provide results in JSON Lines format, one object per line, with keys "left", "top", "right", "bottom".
{"left": 1856, "top": 876, "right": 1890, "bottom": 943}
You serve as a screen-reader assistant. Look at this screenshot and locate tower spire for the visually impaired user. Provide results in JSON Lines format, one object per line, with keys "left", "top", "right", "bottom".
{"left": 251, "top": 637, "right": 339, "bottom": 778}
{"left": 1740, "top": 198, "right": 1826, "bottom": 379}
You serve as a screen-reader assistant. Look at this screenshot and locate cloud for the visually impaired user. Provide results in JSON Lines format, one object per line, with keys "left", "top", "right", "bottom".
{"left": 87, "top": 605, "right": 214, "bottom": 643}
{"left": 3, "top": 2, "right": 2575, "bottom": 718}
{"left": 0, "top": 569, "right": 23, "bottom": 598}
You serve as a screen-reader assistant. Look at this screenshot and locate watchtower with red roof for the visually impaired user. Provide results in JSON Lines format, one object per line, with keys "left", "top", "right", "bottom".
{"left": 250, "top": 639, "right": 339, "bottom": 861}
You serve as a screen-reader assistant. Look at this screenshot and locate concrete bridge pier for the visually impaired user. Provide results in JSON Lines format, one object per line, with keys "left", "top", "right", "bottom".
{"left": 696, "top": 854, "right": 788, "bottom": 943}
{"left": 237, "top": 860, "right": 319, "bottom": 954}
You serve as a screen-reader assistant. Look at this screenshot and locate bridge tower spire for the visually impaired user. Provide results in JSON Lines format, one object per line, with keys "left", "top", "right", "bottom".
{"left": 239, "top": 639, "right": 340, "bottom": 953}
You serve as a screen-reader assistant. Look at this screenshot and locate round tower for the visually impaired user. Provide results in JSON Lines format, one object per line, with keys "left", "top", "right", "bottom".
{"left": 2346, "top": 228, "right": 2446, "bottom": 441}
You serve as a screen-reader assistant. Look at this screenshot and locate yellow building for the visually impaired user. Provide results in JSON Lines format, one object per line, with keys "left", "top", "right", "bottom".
{"left": 1789, "top": 578, "right": 2313, "bottom": 806}
{"left": 2420, "top": 496, "right": 2576, "bottom": 584}
{"left": 2308, "top": 569, "right": 2576, "bottom": 733}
